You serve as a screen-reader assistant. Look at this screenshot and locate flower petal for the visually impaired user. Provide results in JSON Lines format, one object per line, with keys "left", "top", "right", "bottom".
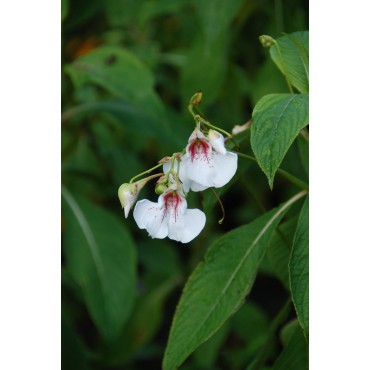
{"left": 167, "top": 208, "right": 206, "bottom": 243}
{"left": 212, "top": 151, "right": 238, "bottom": 188}
{"left": 133, "top": 199, "right": 168, "bottom": 239}
{"left": 208, "top": 129, "right": 227, "bottom": 155}
{"left": 183, "top": 152, "right": 216, "bottom": 189}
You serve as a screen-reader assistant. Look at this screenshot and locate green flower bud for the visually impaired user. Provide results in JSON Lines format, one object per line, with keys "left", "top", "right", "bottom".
{"left": 190, "top": 91, "right": 203, "bottom": 106}
{"left": 259, "top": 35, "right": 276, "bottom": 48}
{"left": 155, "top": 183, "right": 167, "bottom": 195}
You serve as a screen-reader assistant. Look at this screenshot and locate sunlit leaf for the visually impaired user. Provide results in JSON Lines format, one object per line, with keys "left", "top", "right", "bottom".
{"left": 251, "top": 93, "right": 309, "bottom": 188}
{"left": 163, "top": 193, "right": 305, "bottom": 370}
{"left": 62, "top": 187, "right": 137, "bottom": 341}
{"left": 289, "top": 197, "right": 309, "bottom": 338}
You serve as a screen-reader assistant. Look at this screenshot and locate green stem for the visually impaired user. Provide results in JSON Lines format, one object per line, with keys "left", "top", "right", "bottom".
{"left": 235, "top": 152, "right": 309, "bottom": 190}
{"left": 210, "top": 188, "right": 225, "bottom": 224}
{"left": 129, "top": 163, "right": 163, "bottom": 183}
{"left": 189, "top": 104, "right": 240, "bottom": 149}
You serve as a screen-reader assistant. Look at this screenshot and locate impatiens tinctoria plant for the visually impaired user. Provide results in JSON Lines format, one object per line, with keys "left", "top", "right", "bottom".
{"left": 62, "top": 21, "right": 309, "bottom": 370}
{"left": 118, "top": 91, "right": 238, "bottom": 243}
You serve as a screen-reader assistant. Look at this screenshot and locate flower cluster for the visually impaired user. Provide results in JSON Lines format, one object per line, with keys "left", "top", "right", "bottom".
{"left": 118, "top": 93, "right": 238, "bottom": 244}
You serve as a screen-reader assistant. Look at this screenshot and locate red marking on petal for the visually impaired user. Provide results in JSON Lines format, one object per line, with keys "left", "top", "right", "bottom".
{"left": 188, "top": 138, "right": 211, "bottom": 163}
{"left": 162, "top": 191, "right": 183, "bottom": 222}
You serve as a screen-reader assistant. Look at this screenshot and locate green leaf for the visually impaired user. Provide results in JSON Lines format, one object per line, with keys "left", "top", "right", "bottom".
{"left": 181, "top": 32, "right": 228, "bottom": 107}
{"left": 131, "top": 276, "right": 180, "bottom": 349}
{"left": 251, "top": 93, "right": 309, "bottom": 188}
{"left": 193, "top": 0, "right": 245, "bottom": 43}
{"left": 272, "top": 326, "right": 308, "bottom": 370}
{"left": 269, "top": 31, "right": 309, "bottom": 93}
{"left": 266, "top": 218, "right": 298, "bottom": 289}
{"left": 279, "top": 319, "right": 300, "bottom": 347}
{"left": 61, "top": 187, "right": 137, "bottom": 341}
{"left": 64, "top": 46, "right": 168, "bottom": 126}
{"left": 289, "top": 197, "right": 309, "bottom": 338}
{"left": 162, "top": 192, "right": 306, "bottom": 370}
{"left": 61, "top": 100, "right": 178, "bottom": 148}
{"left": 192, "top": 321, "right": 230, "bottom": 369}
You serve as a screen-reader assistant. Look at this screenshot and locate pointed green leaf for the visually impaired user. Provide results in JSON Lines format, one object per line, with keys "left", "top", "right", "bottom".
{"left": 62, "top": 187, "right": 136, "bottom": 341}
{"left": 251, "top": 93, "right": 309, "bottom": 188}
{"left": 269, "top": 31, "right": 309, "bottom": 93}
{"left": 273, "top": 326, "right": 308, "bottom": 370}
{"left": 289, "top": 197, "right": 309, "bottom": 338}
{"left": 162, "top": 192, "right": 307, "bottom": 370}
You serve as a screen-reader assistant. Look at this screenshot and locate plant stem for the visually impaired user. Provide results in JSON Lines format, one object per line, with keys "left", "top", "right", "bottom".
{"left": 129, "top": 163, "right": 163, "bottom": 183}
{"left": 210, "top": 188, "right": 225, "bottom": 224}
{"left": 235, "top": 152, "right": 309, "bottom": 190}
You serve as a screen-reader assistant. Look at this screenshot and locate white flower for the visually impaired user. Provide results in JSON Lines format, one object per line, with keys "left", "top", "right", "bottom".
{"left": 164, "top": 128, "right": 238, "bottom": 192}
{"left": 133, "top": 186, "right": 206, "bottom": 243}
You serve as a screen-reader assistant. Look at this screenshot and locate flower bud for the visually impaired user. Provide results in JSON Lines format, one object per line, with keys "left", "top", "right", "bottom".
{"left": 118, "top": 179, "right": 147, "bottom": 218}
{"left": 190, "top": 91, "right": 203, "bottom": 106}
{"left": 155, "top": 183, "right": 167, "bottom": 195}
{"left": 259, "top": 35, "right": 276, "bottom": 48}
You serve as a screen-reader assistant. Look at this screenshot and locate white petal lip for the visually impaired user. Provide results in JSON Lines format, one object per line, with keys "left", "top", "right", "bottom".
{"left": 181, "top": 149, "right": 238, "bottom": 191}
{"left": 211, "top": 151, "right": 238, "bottom": 187}
{"left": 133, "top": 192, "right": 206, "bottom": 243}
{"left": 168, "top": 208, "right": 206, "bottom": 243}
{"left": 133, "top": 199, "right": 168, "bottom": 239}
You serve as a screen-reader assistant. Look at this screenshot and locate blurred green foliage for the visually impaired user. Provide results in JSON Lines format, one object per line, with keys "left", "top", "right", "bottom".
{"left": 62, "top": 0, "right": 308, "bottom": 369}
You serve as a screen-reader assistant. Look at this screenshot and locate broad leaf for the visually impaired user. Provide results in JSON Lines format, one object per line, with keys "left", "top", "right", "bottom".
{"left": 192, "top": 322, "right": 230, "bottom": 369}
{"left": 64, "top": 46, "right": 168, "bottom": 125}
{"left": 289, "top": 197, "right": 309, "bottom": 338}
{"left": 273, "top": 326, "right": 308, "bottom": 370}
{"left": 162, "top": 192, "right": 305, "bottom": 370}
{"left": 251, "top": 93, "right": 309, "bottom": 188}
{"left": 62, "top": 187, "right": 136, "bottom": 341}
{"left": 269, "top": 31, "right": 309, "bottom": 93}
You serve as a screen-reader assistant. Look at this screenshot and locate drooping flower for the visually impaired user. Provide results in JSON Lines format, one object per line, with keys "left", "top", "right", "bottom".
{"left": 133, "top": 185, "right": 206, "bottom": 243}
{"left": 164, "top": 128, "right": 238, "bottom": 192}
{"left": 118, "top": 176, "right": 156, "bottom": 218}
